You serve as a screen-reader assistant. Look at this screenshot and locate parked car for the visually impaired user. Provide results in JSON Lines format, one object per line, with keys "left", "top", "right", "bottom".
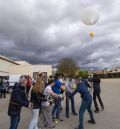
{"left": 7, "top": 75, "right": 22, "bottom": 93}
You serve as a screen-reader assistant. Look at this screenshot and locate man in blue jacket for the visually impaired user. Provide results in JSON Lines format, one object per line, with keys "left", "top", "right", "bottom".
{"left": 52, "top": 74, "right": 65, "bottom": 123}
{"left": 8, "top": 76, "right": 31, "bottom": 129}
{"left": 70, "top": 78, "right": 95, "bottom": 129}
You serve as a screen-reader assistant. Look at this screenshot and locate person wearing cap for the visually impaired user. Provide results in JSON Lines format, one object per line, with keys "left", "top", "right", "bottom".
{"left": 8, "top": 76, "right": 31, "bottom": 129}
{"left": 70, "top": 78, "right": 95, "bottom": 129}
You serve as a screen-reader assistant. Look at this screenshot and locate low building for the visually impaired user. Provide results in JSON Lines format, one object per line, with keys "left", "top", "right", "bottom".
{"left": 94, "top": 67, "right": 120, "bottom": 78}
{"left": 10, "top": 64, "right": 52, "bottom": 78}
{"left": 0, "top": 55, "right": 52, "bottom": 78}
{"left": 0, "top": 55, "right": 19, "bottom": 76}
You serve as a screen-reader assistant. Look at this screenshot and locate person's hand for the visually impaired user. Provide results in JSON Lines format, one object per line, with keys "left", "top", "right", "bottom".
{"left": 68, "top": 93, "right": 72, "bottom": 98}
{"left": 72, "top": 84, "right": 77, "bottom": 90}
{"left": 59, "top": 94, "right": 63, "bottom": 98}
{"left": 28, "top": 103, "right": 33, "bottom": 109}
{"left": 59, "top": 94, "right": 64, "bottom": 99}
{"left": 58, "top": 94, "right": 64, "bottom": 101}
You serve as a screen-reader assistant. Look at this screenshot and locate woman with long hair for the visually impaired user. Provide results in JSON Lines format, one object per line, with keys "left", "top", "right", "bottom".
{"left": 28, "top": 75, "right": 46, "bottom": 129}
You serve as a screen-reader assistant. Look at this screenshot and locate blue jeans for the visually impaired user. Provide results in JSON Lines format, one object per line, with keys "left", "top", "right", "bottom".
{"left": 78, "top": 100, "right": 95, "bottom": 129}
{"left": 52, "top": 98, "right": 61, "bottom": 119}
{"left": 9, "top": 115, "right": 20, "bottom": 129}
{"left": 66, "top": 91, "right": 76, "bottom": 116}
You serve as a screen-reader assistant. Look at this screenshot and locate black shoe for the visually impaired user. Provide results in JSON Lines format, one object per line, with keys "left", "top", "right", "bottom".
{"left": 52, "top": 117, "right": 55, "bottom": 121}
{"left": 48, "top": 125, "right": 56, "bottom": 128}
{"left": 94, "top": 110, "right": 99, "bottom": 113}
{"left": 73, "top": 112, "right": 78, "bottom": 116}
{"left": 74, "top": 128, "right": 83, "bottom": 129}
{"left": 88, "top": 120, "right": 96, "bottom": 124}
{"left": 52, "top": 125, "right": 56, "bottom": 128}
{"left": 58, "top": 118, "right": 64, "bottom": 122}
{"left": 101, "top": 107, "right": 104, "bottom": 110}
{"left": 66, "top": 115, "right": 69, "bottom": 118}
{"left": 44, "top": 125, "right": 47, "bottom": 128}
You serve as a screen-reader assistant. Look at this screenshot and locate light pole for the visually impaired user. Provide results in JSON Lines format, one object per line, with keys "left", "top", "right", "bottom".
{"left": 110, "top": 70, "right": 113, "bottom": 78}
{"left": 90, "top": 68, "right": 94, "bottom": 77}
{"left": 114, "top": 68, "right": 118, "bottom": 78}
{"left": 104, "top": 68, "right": 108, "bottom": 78}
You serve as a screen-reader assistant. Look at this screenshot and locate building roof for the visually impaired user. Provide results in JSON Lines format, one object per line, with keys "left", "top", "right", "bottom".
{"left": 0, "top": 55, "right": 19, "bottom": 65}
{"left": 15, "top": 61, "right": 31, "bottom": 65}
{"left": 95, "top": 70, "right": 104, "bottom": 74}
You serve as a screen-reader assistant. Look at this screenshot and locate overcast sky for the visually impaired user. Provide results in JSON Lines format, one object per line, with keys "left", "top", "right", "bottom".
{"left": 0, "top": 0, "right": 120, "bottom": 70}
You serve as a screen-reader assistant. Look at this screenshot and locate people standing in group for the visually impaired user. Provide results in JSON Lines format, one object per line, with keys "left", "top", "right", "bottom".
{"left": 8, "top": 76, "right": 31, "bottom": 129}
{"left": 70, "top": 77, "right": 95, "bottom": 129}
{"left": 52, "top": 74, "right": 65, "bottom": 123}
{"left": 28, "top": 75, "right": 46, "bottom": 129}
{"left": 65, "top": 77, "right": 77, "bottom": 118}
{"left": 0, "top": 77, "right": 6, "bottom": 99}
{"left": 40, "top": 79, "right": 60, "bottom": 129}
{"left": 89, "top": 74, "right": 104, "bottom": 113}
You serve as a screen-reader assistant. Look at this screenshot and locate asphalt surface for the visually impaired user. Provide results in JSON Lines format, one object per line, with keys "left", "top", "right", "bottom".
{"left": 0, "top": 79, "right": 120, "bottom": 129}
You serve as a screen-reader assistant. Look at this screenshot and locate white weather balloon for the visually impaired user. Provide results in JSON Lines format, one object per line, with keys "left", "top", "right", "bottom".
{"left": 80, "top": 7, "right": 100, "bottom": 25}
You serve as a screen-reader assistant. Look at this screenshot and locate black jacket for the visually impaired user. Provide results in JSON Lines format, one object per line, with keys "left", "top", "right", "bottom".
{"left": 30, "top": 90, "right": 46, "bottom": 109}
{"left": 89, "top": 78, "right": 101, "bottom": 93}
{"left": 8, "top": 84, "right": 29, "bottom": 116}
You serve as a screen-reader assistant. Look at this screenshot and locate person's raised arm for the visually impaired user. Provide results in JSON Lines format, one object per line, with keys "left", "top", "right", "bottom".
{"left": 70, "top": 84, "right": 81, "bottom": 97}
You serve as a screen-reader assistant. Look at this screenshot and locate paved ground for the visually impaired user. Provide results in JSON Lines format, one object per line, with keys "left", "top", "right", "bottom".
{"left": 0, "top": 79, "right": 120, "bottom": 129}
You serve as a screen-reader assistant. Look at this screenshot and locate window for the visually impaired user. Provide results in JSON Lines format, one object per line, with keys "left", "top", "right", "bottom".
{"left": 33, "top": 72, "right": 39, "bottom": 79}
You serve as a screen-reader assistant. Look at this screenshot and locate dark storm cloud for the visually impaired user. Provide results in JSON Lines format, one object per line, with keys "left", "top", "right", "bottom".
{"left": 0, "top": 0, "right": 120, "bottom": 69}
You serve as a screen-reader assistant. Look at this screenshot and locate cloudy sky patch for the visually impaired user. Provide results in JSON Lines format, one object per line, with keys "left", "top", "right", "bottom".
{"left": 0, "top": 0, "right": 120, "bottom": 69}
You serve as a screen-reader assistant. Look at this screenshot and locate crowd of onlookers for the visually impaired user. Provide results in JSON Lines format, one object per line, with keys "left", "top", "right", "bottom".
{"left": 6, "top": 73, "right": 104, "bottom": 129}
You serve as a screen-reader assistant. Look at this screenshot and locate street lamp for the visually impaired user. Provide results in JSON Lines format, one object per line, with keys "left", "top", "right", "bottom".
{"left": 114, "top": 68, "right": 118, "bottom": 78}
{"left": 90, "top": 68, "right": 94, "bottom": 77}
{"left": 104, "top": 68, "right": 108, "bottom": 78}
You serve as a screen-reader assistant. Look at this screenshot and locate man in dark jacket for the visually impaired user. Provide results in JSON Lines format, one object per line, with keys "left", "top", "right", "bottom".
{"left": 89, "top": 74, "right": 104, "bottom": 113}
{"left": 70, "top": 78, "right": 95, "bottom": 129}
{"left": 8, "top": 76, "right": 30, "bottom": 129}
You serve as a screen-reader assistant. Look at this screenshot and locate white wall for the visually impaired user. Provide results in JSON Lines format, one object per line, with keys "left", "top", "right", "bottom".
{"left": 9, "top": 65, "right": 52, "bottom": 77}
{"left": 0, "top": 58, "right": 52, "bottom": 77}
{"left": 0, "top": 58, "right": 17, "bottom": 76}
